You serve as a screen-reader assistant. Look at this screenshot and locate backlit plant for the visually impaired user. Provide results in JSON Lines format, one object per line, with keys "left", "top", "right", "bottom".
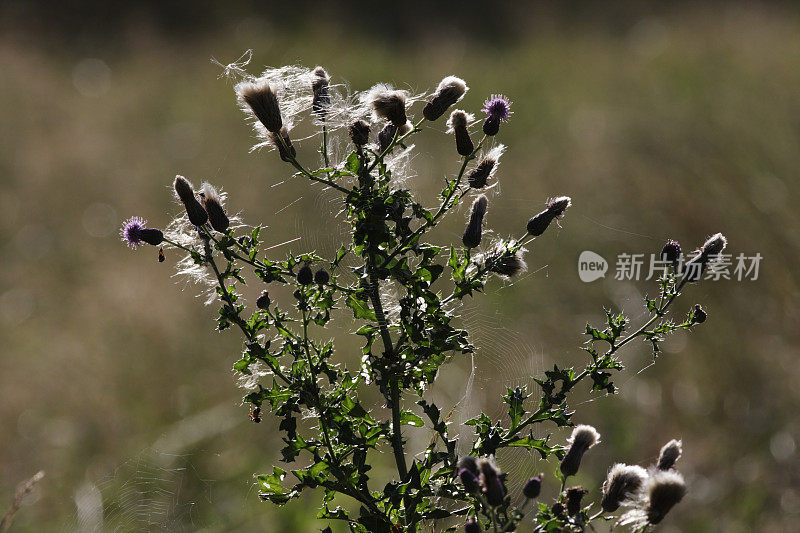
{"left": 121, "top": 60, "right": 726, "bottom": 532}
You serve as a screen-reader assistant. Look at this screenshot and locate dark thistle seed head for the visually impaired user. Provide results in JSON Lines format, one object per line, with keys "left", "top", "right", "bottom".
{"left": 462, "top": 195, "right": 488, "bottom": 249}
{"left": 467, "top": 160, "right": 494, "bottom": 189}
{"left": 526, "top": 209, "right": 555, "bottom": 237}
{"left": 566, "top": 486, "right": 588, "bottom": 516}
{"left": 458, "top": 468, "right": 480, "bottom": 494}
{"left": 551, "top": 502, "right": 565, "bottom": 518}
{"left": 457, "top": 456, "right": 479, "bottom": 476}
{"left": 701, "top": 232, "right": 727, "bottom": 257}
{"left": 173, "top": 176, "right": 208, "bottom": 227}
{"left": 484, "top": 475, "right": 506, "bottom": 507}
{"left": 311, "top": 66, "right": 330, "bottom": 117}
{"left": 297, "top": 264, "right": 313, "bottom": 285}
{"left": 691, "top": 304, "right": 707, "bottom": 324}
{"left": 657, "top": 439, "right": 683, "bottom": 470}
{"left": 527, "top": 196, "right": 571, "bottom": 236}
{"left": 269, "top": 127, "right": 296, "bottom": 162}
{"left": 448, "top": 109, "right": 474, "bottom": 156}
{"left": 661, "top": 240, "right": 682, "bottom": 266}
{"left": 256, "top": 291, "right": 271, "bottom": 310}
{"left": 237, "top": 80, "right": 283, "bottom": 133}
{"left": 522, "top": 474, "right": 544, "bottom": 499}
{"left": 464, "top": 518, "right": 480, "bottom": 533}
{"left": 645, "top": 471, "right": 687, "bottom": 525}
{"left": 546, "top": 196, "right": 572, "bottom": 218}
{"left": 601, "top": 464, "right": 648, "bottom": 513}
{"left": 368, "top": 84, "right": 408, "bottom": 126}
{"left": 376, "top": 122, "right": 411, "bottom": 152}
{"left": 348, "top": 120, "right": 370, "bottom": 146}
{"left": 200, "top": 183, "right": 230, "bottom": 233}
{"left": 423, "top": 75, "right": 468, "bottom": 121}
{"left": 560, "top": 425, "right": 600, "bottom": 478}
{"left": 485, "top": 245, "right": 527, "bottom": 278}
{"left": 314, "top": 269, "right": 330, "bottom": 285}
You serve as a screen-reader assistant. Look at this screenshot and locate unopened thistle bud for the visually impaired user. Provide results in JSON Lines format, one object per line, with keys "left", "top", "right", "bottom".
{"left": 448, "top": 110, "right": 474, "bottom": 156}
{"left": 314, "top": 269, "right": 330, "bottom": 285}
{"left": 140, "top": 228, "right": 164, "bottom": 246}
{"left": 349, "top": 120, "right": 370, "bottom": 146}
{"left": 481, "top": 94, "right": 512, "bottom": 136}
{"left": 484, "top": 475, "right": 506, "bottom": 506}
{"left": 269, "top": 127, "right": 296, "bottom": 162}
{"left": 174, "top": 176, "right": 209, "bottom": 227}
{"left": 660, "top": 240, "right": 682, "bottom": 267}
{"left": 311, "top": 66, "right": 330, "bottom": 117}
{"left": 691, "top": 304, "right": 707, "bottom": 324}
{"left": 368, "top": 84, "right": 408, "bottom": 126}
{"left": 200, "top": 183, "right": 229, "bottom": 233}
{"left": 601, "top": 464, "right": 648, "bottom": 512}
{"left": 297, "top": 264, "right": 313, "bottom": 286}
{"left": 423, "top": 76, "right": 468, "bottom": 121}
{"left": 526, "top": 196, "right": 572, "bottom": 236}
{"left": 656, "top": 439, "right": 683, "bottom": 471}
{"left": 566, "top": 486, "right": 588, "bottom": 516}
{"left": 551, "top": 502, "right": 565, "bottom": 518}
{"left": 522, "top": 474, "right": 544, "bottom": 499}
{"left": 644, "top": 470, "right": 687, "bottom": 525}
{"left": 237, "top": 80, "right": 283, "bottom": 133}
{"left": 464, "top": 519, "right": 480, "bottom": 533}
{"left": 560, "top": 425, "right": 600, "bottom": 478}
{"left": 256, "top": 291, "right": 271, "bottom": 310}
{"left": 462, "top": 195, "right": 488, "bottom": 249}
{"left": 458, "top": 468, "right": 480, "bottom": 494}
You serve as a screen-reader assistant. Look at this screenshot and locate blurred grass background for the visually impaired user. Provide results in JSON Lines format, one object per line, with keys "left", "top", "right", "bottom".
{"left": 1, "top": 1, "right": 799, "bottom": 531}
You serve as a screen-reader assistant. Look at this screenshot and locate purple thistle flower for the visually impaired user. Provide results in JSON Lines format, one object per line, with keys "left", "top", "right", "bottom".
{"left": 121, "top": 216, "right": 146, "bottom": 248}
{"left": 120, "top": 216, "right": 163, "bottom": 248}
{"left": 482, "top": 94, "right": 513, "bottom": 122}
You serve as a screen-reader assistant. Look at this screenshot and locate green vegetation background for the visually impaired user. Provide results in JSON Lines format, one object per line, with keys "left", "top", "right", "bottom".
{"left": 1, "top": 2, "right": 798, "bottom": 531}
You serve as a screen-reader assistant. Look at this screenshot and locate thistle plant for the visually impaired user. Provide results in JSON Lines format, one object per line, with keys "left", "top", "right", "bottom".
{"left": 122, "top": 61, "right": 727, "bottom": 532}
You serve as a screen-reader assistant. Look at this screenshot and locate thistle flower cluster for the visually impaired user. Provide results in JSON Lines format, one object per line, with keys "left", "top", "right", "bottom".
{"left": 120, "top": 61, "right": 726, "bottom": 533}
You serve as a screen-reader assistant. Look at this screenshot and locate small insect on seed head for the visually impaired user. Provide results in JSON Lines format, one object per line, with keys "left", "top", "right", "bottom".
{"left": 423, "top": 75, "right": 468, "bottom": 121}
